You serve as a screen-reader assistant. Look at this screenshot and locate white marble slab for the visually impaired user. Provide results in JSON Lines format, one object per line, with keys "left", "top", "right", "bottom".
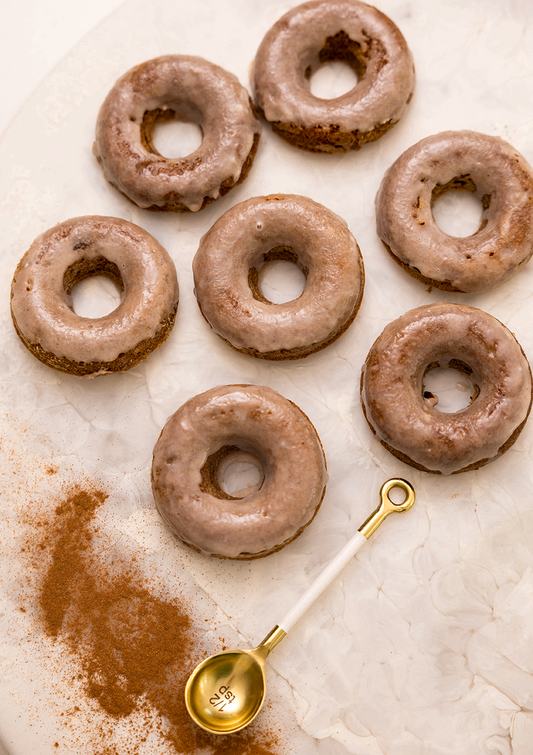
{"left": 1, "top": 1, "right": 533, "bottom": 753}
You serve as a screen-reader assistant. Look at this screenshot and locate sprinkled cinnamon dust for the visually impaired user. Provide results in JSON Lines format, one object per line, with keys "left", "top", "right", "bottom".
{"left": 24, "top": 482, "right": 283, "bottom": 755}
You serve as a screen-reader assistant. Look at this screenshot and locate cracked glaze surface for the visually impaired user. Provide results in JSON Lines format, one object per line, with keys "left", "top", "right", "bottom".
{"left": 192, "top": 194, "right": 364, "bottom": 357}
{"left": 94, "top": 55, "right": 261, "bottom": 211}
{"left": 376, "top": 131, "right": 533, "bottom": 292}
{"left": 361, "top": 302, "right": 532, "bottom": 474}
{"left": 10, "top": 215, "right": 179, "bottom": 369}
{"left": 152, "top": 384, "right": 327, "bottom": 558}
{"left": 253, "top": 0, "right": 415, "bottom": 137}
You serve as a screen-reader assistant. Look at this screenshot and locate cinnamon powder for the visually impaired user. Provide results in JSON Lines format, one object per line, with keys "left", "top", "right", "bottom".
{"left": 32, "top": 483, "right": 284, "bottom": 755}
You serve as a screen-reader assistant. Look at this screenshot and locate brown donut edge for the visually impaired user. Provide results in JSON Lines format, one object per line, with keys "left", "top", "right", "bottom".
{"left": 196, "top": 253, "right": 365, "bottom": 361}
{"left": 380, "top": 240, "right": 465, "bottom": 293}
{"left": 267, "top": 115, "right": 398, "bottom": 154}
{"left": 11, "top": 304, "right": 178, "bottom": 377}
{"left": 359, "top": 339, "right": 533, "bottom": 475}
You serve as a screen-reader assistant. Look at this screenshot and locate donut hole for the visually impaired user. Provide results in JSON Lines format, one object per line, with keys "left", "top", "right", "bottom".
{"left": 308, "top": 60, "right": 359, "bottom": 99}
{"left": 249, "top": 246, "right": 308, "bottom": 304}
{"left": 422, "top": 359, "right": 479, "bottom": 413}
{"left": 64, "top": 257, "right": 124, "bottom": 318}
{"left": 307, "top": 31, "right": 365, "bottom": 99}
{"left": 200, "top": 445, "right": 265, "bottom": 500}
{"left": 431, "top": 175, "right": 487, "bottom": 238}
{"left": 141, "top": 106, "right": 203, "bottom": 159}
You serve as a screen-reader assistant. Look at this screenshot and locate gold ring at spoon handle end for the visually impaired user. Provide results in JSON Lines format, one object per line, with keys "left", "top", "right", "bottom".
{"left": 358, "top": 478, "right": 415, "bottom": 539}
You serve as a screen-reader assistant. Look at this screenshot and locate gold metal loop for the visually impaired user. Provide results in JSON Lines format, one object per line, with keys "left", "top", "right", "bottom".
{"left": 358, "top": 478, "right": 415, "bottom": 538}
{"left": 380, "top": 478, "right": 416, "bottom": 512}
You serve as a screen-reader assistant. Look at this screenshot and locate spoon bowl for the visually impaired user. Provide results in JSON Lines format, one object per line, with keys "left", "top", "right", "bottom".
{"left": 185, "top": 624, "right": 285, "bottom": 733}
{"left": 185, "top": 648, "right": 266, "bottom": 733}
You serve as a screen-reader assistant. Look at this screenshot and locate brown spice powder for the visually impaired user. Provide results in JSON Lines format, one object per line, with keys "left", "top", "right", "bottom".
{"left": 34, "top": 483, "right": 284, "bottom": 755}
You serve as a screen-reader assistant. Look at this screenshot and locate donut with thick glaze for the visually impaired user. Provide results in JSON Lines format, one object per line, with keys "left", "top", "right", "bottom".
{"left": 94, "top": 55, "right": 261, "bottom": 212}
{"left": 10, "top": 216, "right": 179, "bottom": 377}
{"left": 253, "top": 0, "right": 415, "bottom": 153}
{"left": 151, "top": 384, "right": 328, "bottom": 559}
{"left": 375, "top": 131, "right": 533, "bottom": 292}
{"left": 360, "top": 303, "right": 532, "bottom": 474}
{"left": 192, "top": 194, "right": 364, "bottom": 359}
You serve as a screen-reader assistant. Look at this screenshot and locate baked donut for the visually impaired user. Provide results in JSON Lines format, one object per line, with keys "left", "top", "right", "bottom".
{"left": 192, "top": 194, "right": 364, "bottom": 359}
{"left": 10, "top": 216, "right": 179, "bottom": 377}
{"left": 151, "top": 384, "right": 328, "bottom": 559}
{"left": 253, "top": 0, "right": 415, "bottom": 153}
{"left": 94, "top": 55, "right": 261, "bottom": 212}
{"left": 375, "top": 131, "right": 533, "bottom": 292}
{"left": 360, "top": 303, "right": 532, "bottom": 475}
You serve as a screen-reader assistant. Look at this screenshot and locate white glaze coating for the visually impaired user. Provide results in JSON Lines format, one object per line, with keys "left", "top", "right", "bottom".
{"left": 94, "top": 55, "right": 261, "bottom": 211}
{"left": 376, "top": 130, "right": 533, "bottom": 292}
{"left": 192, "top": 194, "right": 364, "bottom": 357}
{"left": 253, "top": 0, "right": 414, "bottom": 146}
{"left": 151, "top": 384, "right": 328, "bottom": 558}
{"left": 361, "top": 303, "right": 532, "bottom": 475}
{"left": 10, "top": 216, "right": 179, "bottom": 372}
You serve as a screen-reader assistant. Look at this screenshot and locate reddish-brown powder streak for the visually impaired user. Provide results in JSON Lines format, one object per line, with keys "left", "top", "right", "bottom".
{"left": 39, "top": 489, "right": 107, "bottom": 636}
{"left": 34, "top": 484, "right": 283, "bottom": 754}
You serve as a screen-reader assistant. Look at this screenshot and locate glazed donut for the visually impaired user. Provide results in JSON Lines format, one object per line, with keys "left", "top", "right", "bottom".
{"left": 151, "top": 384, "right": 328, "bottom": 559}
{"left": 360, "top": 303, "right": 532, "bottom": 475}
{"left": 10, "top": 216, "right": 179, "bottom": 377}
{"left": 192, "top": 194, "right": 364, "bottom": 359}
{"left": 253, "top": 0, "right": 415, "bottom": 153}
{"left": 94, "top": 55, "right": 261, "bottom": 212}
{"left": 375, "top": 131, "right": 533, "bottom": 292}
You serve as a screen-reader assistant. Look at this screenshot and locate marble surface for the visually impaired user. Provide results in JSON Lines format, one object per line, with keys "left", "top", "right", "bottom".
{"left": 1, "top": 1, "right": 533, "bottom": 753}
{"left": 0, "top": 0, "right": 125, "bottom": 135}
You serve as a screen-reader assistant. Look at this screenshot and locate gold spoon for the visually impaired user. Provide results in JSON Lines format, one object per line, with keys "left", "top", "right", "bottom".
{"left": 185, "top": 478, "right": 415, "bottom": 735}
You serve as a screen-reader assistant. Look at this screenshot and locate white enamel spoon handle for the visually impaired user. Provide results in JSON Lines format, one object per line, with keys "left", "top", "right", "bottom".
{"left": 278, "top": 479, "right": 415, "bottom": 634}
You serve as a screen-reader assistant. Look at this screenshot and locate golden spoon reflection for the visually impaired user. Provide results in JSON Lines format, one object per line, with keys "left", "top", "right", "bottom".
{"left": 185, "top": 478, "right": 415, "bottom": 734}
